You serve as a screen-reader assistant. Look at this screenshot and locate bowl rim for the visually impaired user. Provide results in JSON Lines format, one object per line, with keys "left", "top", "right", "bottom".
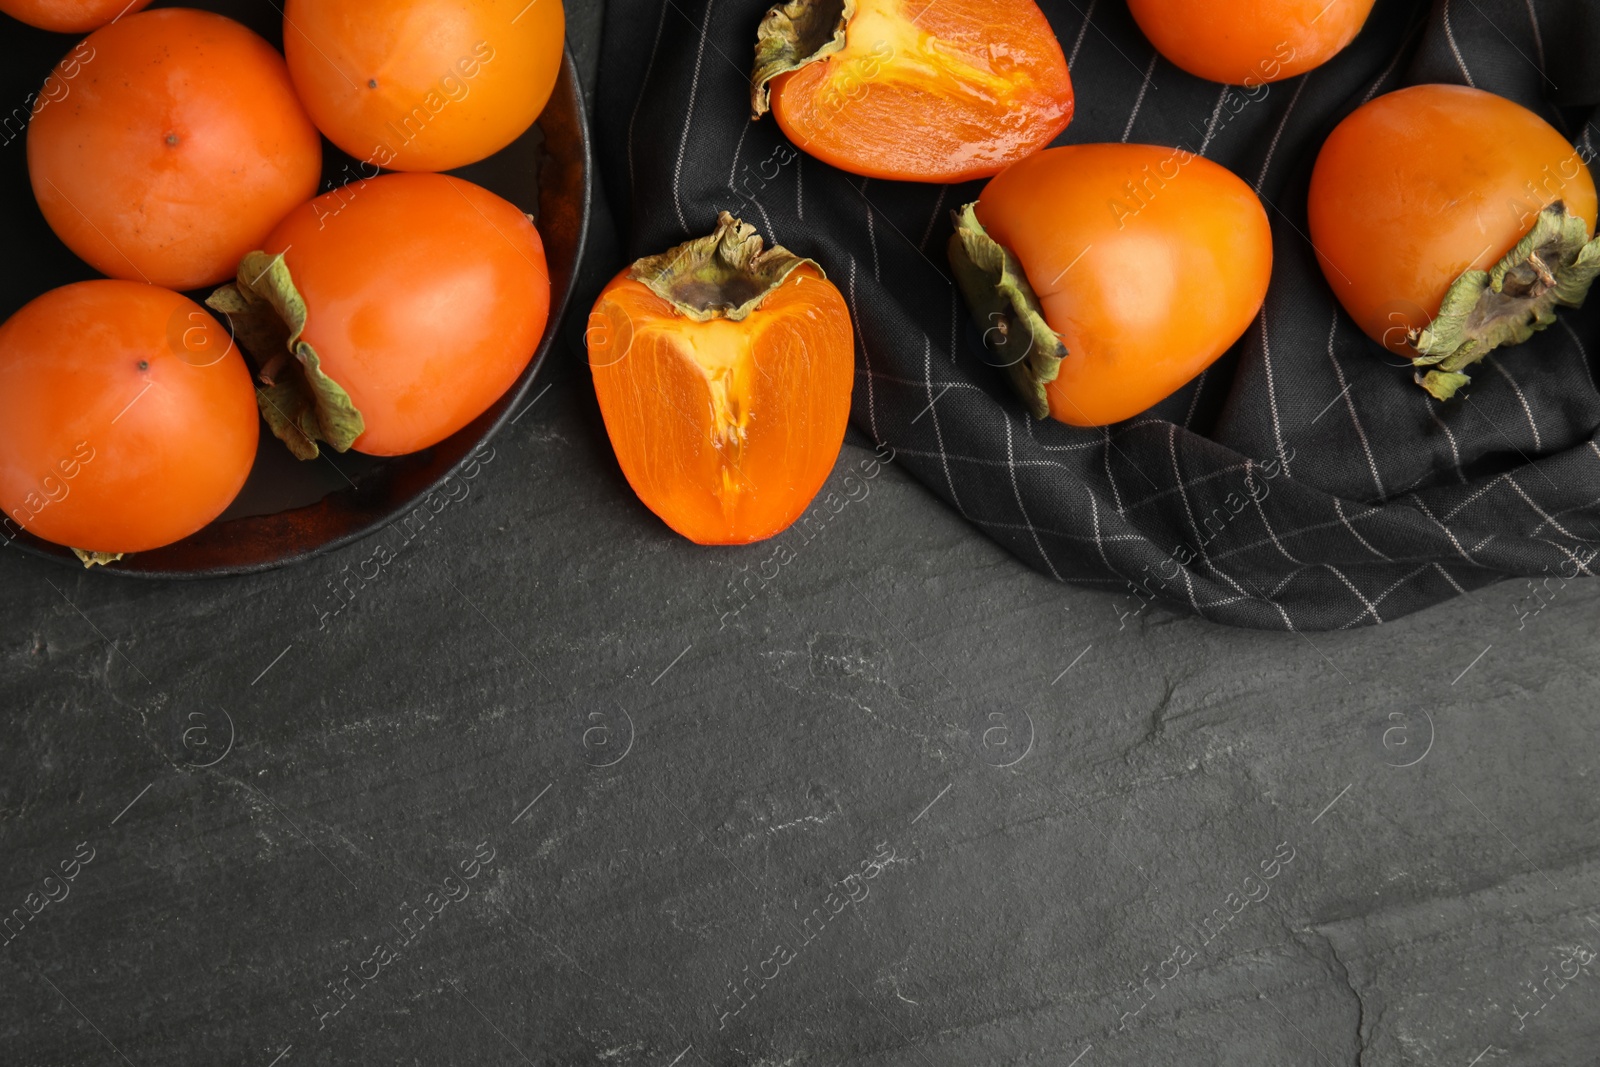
{"left": 4, "top": 46, "right": 593, "bottom": 581}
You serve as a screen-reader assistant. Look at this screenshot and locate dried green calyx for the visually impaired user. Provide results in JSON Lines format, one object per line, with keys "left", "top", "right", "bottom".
{"left": 70, "top": 548, "right": 123, "bottom": 569}
{"left": 948, "top": 202, "right": 1066, "bottom": 420}
{"left": 206, "top": 251, "right": 365, "bottom": 460}
{"left": 630, "top": 211, "right": 822, "bottom": 321}
{"left": 751, "top": 0, "right": 854, "bottom": 118}
{"left": 1410, "top": 201, "right": 1600, "bottom": 400}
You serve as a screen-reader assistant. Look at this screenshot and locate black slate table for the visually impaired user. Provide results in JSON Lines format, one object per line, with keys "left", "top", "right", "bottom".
{"left": 4, "top": 5, "right": 1600, "bottom": 1066}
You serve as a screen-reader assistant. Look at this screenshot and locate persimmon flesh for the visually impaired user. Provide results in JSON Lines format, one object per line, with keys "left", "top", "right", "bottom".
{"left": 589, "top": 216, "right": 853, "bottom": 545}
{"left": 957, "top": 144, "right": 1272, "bottom": 426}
{"left": 755, "top": 0, "right": 1073, "bottom": 183}
{"left": 1127, "top": 0, "right": 1376, "bottom": 85}
{"left": 1309, "top": 84, "right": 1598, "bottom": 398}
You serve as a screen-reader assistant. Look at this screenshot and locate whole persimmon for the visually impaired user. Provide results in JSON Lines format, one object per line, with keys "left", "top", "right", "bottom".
{"left": 0, "top": 281, "right": 258, "bottom": 560}
{"left": 208, "top": 173, "right": 550, "bottom": 458}
{"left": 0, "top": 0, "right": 151, "bottom": 33}
{"left": 26, "top": 8, "right": 322, "bottom": 292}
{"left": 751, "top": 0, "right": 1073, "bottom": 183}
{"left": 1127, "top": 0, "right": 1376, "bottom": 86}
{"left": 588, "top": 214, "right": 854, "bottom": 544}
{"left": 1308, "top": 84, "right": 1600, "bottom": 399}
{"left": 952, "top": 144, "right": 1273, "bottom": 426}
{"left": 283, "top": 0, "right": 566, "bottom": 173}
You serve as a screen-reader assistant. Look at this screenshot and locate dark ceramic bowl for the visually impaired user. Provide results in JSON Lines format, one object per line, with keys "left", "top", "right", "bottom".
{"left": 0, "top": 6, "right": 590, "bottom": 578}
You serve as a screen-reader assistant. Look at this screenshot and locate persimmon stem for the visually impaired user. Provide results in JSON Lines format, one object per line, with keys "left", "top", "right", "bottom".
{"left": 629, "top": 212, "right": 822, "bottom": 322}
{"left": 1410, "top": 201, "right": 1600, "bottom": 401}
{"left": 257, "top": 352, "right": 290, "bottom": 386}
{"left": 948, "top": 202, "right": 1067, "bottom": 420}
{"left": 751, "top": 0, "right": 855, "bottom": 118}
{"left": 206, "top": 252, "right": 365, "bottom": 460}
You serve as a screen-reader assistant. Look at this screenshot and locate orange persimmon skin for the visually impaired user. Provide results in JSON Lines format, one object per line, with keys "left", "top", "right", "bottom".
{"left": 27, "top": 9, "right": 322, "bottom": 291}
{"left": 0, "top": 0, "right": 151, "bottom": 32}
{"left": 1309, "top": 84, "right": 1597, "bottom": 356}
{"left": 0, "top": 281, "right": 258, "bottom": 554}
{"left": 262, "top": 173, "right": 551, "bottom": 456}
{"left": 283, "top": 0, "right": 566, "bottom": 173}
{"left": 976, "top": 144, "right": 1273, "bottom": 426}
{"left": 1127, "top": 0, "right": 1375, "bottom": 85}
{"left": 769, "top": 0, "right": 1072, "bottom": 183}
{"left": 588, "top": 267, "right": 854, "bottom": 545}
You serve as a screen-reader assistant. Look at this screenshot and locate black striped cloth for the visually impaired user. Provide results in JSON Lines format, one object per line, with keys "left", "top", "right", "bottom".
{"left": 598, "top": 0, "right": 1600, "bottom": 630}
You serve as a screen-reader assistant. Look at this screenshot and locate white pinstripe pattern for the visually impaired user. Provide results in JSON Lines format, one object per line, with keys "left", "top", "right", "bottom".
{"left": 869, "top": 371, "right": 983, "bottom": 392}
{"left": 1425, "top": 392, "right": 1468, "bottom": 484}
{"left": 847, "top": 257, "right": 881, "bottom": 443}
{"left": 888, "top": 447, "right": 1090, "bottom": 471}
{"left": 751, "top": 191, "right": 776, "bottom": 238}
{"left": 973, "top": 515, "right": 1142, "bottom": 546}
{"left": 1443, "top": 0, "right": 1477, "bottom": 86}
{"left": 1066, "top": 0, "right": 1100, "bottom": 71}
{"left": 1325, "top": 312, "right": 1386, "bottom": 498}
{"left": 1208, "top": 515, "right": 1385, "bottom": 565}
{"left": 1087, "top": 487, "right": 1117, "bottom": 575}
{"left": 1488, "top": 359, "right": 1543, "bottom": 451}
{"left": 1335, "top": 499, "right": 1392, "bottom": 561}
{"left": 1244, "top": 459, "right": 1306, "bottom": 565}
{"left": 670, "top": 0, "right": 717, "bottom": 233}
{"left": 1523, "top": 490, "right": 1600, "bottom": 538}
{"left": 1538, "top": 538, "right": 1597, "bottom": 577}
{"left": 1255, "top": 76, "right": 1309, "bottom": 192}
{"left": 1444, "top": 472, "right": 1510, "bottom": 522}
{"left": 1263, "top": 587, "right": 1299, "bottom": 631}
{"left": 1183, "top": 368, "right": 1209, "bottom": 428}
{"left": 1506, "top": 474, "right": 1575, "bottom": 539}
{"left": 1005, "top": 414, "right": 1061, "bottom": 579}
{"left": 1324, "top": 564, "right": 1382, "bottom": 624}
{"left": 1122, "top": 53, "right": 1160, "bottom": 143}
{"left": 1198, "top": 86, "right": 1230, "bottom": 157}
{"left": 924, "top": 339, "right": 967, "bottom": 517}
{"left": 1411, "top": 493, "right": 1481, "bottom": 564}
{"left": 863, "top": 183, "right": 881, "bottom": 281}
{"left": 1335, "top": 565, "right": 1432, "bottom": 629}
{"left": 1362, "top": 28, "right": 1413, "bottom": 104}
{"left": 1376, "top": 566, "right": 1436, "bottom": 607}
{"left": 1168, "top": 426, "right": 1253, "bottom": 606}
{"left": 795, "top": 154, "right": 803, "bottom": 221}
{"left": 1431, "top": 562, "right": 1468, "bottom": 595}
{"left": 726, "top": 120, "right": 749, "bottom": 189}
{"left": 1103, "top": 428, "right": 1127, "bottom": 514}
{"left": 1257, "top": 311, "right": 1293, "bottom": 476}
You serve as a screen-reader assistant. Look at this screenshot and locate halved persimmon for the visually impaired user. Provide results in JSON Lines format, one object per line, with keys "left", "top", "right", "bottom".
{"left": 751, "top": 0, "right": 1073, "bottom": 183}
{"left": 588, "top": 214, "right": 853, "bottom": 545}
